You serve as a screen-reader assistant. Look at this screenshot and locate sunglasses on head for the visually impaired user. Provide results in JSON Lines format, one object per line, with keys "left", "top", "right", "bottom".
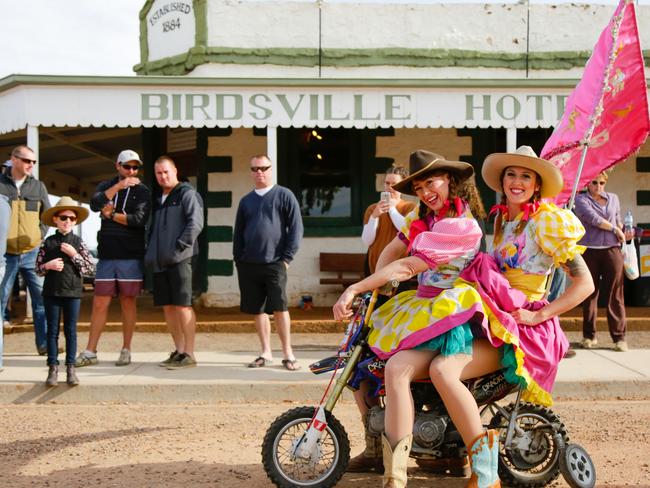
{"left": 14, "top": 155, "right": 37, "bottom": 165}
{"left": 250, "top": 166, "right": 271, "bottom": 173}
{"left": 121, "top": 163, "right": 140, "bottom": 171}
{"left": 56, "top": 214, "right": 77, "bottom": 222}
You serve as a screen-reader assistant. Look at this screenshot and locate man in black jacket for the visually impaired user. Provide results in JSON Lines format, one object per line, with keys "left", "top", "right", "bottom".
{"left": 0, "top": 145, "right": 50, "bottom": 356}
{"left": 75, "top": 150, "right": 151, "bottom": 368}
{"left": 145, "top": 156, "right": 204, "bottom": 369}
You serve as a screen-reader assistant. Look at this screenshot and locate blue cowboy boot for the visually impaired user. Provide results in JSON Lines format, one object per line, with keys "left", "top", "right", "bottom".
{"left": 467, "top": 429, "right": 500, "bottom": 487}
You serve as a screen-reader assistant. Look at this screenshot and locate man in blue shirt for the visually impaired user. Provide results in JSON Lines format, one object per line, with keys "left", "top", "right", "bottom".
{"left": 233, "top": 155, "right": 303, "bottom": 371}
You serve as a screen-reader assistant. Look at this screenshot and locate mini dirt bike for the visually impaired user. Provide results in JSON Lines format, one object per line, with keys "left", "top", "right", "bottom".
{"left": 262, "top": 291, "right": 596, "bottom": 488}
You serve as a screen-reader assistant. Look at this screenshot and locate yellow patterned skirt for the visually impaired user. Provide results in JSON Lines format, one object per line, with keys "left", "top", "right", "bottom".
{"left": 367, "top": 284, "right": 485, "bottom": 360}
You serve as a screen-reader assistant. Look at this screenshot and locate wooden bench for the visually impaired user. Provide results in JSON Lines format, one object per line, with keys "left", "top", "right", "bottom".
{"left": 319, "top": 252, "right": 366, "bottom": 288}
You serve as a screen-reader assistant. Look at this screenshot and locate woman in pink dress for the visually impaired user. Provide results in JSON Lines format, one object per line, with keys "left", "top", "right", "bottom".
{"left": 334, "top": 150, "right": 491, "bottom": 488}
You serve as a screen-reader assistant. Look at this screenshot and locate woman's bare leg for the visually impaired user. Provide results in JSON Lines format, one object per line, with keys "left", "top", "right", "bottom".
{"left": 428, "top": 339, "right": 501, "bottom": 445}
{"left": 384, "top": 349, "right": 436, "bottom": 447}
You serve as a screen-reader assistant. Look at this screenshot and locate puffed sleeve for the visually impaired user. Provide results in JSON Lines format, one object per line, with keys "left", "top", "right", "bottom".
{"left": 397, "top": 208, "right": 421, "bottom": 245}
{"left": 410, "top": 217, "right": 482, "bottom": 268}
{"left": 534, "top": 203, "right": 586, "bottom": 267}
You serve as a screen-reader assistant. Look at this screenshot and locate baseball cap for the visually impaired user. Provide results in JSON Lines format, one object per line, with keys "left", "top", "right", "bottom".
{"left": 116, "top": 149, "right": 142, "bottom": 165}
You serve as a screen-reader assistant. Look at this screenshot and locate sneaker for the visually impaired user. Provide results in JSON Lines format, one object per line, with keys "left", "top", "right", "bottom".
{"left": 158, "top": 350, "right": 179, "bottom": 367}
{"left": 115, "top": 349, "right": 131, "bottom": 366}
{"left": 166, "top": 353, "right": 197, "bottom": 369}
{"left": 580, "top": 337, "right": 597, "bottom": 349}
{"left": 75, "top": 351, "right": 98, "bottom": 367}
{"left": 614, "top": 340, "right": 629, "bottom": 352}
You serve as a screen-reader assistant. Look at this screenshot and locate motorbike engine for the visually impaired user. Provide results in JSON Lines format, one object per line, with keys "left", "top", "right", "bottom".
{"left": 367, "top": 406, "right": 448, "bottom": 450}
{"left": 413, "top": 412, "right": 448, "bottom": 449}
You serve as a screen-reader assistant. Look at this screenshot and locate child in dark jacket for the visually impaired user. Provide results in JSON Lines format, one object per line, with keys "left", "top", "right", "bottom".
{"left": 36, "top": 196, "right": 95, "bottom": 386}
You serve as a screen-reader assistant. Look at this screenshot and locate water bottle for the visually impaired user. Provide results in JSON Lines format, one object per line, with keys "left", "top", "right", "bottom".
{"left": 624, "top": 210, "right": 634, "bottom": 234}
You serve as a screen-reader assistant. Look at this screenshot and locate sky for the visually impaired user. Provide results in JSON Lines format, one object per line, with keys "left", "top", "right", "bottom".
{"left": 0, "top": 1, "right": 141, "bottom": 79}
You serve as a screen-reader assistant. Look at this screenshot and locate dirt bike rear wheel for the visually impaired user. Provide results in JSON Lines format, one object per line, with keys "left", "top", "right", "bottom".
{"left": 262, "top": 406, "right": 350, "bottom": 488}
{"left": 489, "top": 402, "right": 568, "bottom": 487}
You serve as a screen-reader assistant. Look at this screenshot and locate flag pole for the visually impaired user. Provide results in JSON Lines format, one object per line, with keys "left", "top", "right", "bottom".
{"left": 543, "top": 142, "right": 589, "bottom": 299}
{"left": 566, "top": 143, "right": 590, "bottom": 211}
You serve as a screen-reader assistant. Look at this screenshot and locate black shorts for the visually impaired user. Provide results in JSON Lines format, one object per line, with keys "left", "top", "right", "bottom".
{"left": 236, "top": 261, "right": 288, "bottom": 314}
{"left": 153, "top": 259, "right": 193, "bottom": 307}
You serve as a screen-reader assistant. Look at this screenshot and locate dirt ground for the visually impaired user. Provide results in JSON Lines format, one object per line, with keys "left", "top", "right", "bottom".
{"left": 0, "top": 400, "right": 648, "bottom": 487}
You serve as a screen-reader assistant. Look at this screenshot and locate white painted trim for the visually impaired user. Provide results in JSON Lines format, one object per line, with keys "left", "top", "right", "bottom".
{"left": 27, "top": 125, "right": 39, "bottom": 179}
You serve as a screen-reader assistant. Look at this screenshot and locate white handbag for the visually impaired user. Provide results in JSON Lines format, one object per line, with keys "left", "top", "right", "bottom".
{"left": 622, "top": 241, "right": 639, "bottom": 280}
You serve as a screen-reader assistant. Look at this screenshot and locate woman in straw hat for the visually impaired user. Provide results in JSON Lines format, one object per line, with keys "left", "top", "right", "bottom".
{"left": 334, "top": 150, "right": 495, "bottom": 488}
{"left": 36, "top": 196, "right": 95, "bottom": 387}
{"left": 467, "top": 146, "right": 594, "bottom": 401}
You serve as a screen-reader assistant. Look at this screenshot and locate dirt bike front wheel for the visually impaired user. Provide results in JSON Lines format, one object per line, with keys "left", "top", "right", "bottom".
{"left": 262, "top": 406, "right": 350, "bottom": 488}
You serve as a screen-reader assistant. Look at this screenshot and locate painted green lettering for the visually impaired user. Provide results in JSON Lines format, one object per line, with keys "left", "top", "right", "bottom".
{"left": 249, "top": 94, "right": 272, "bottom": 120}
{"left": 215, "top": 94, "right": 243, "bottom": 120}
{"left": 142, "top": 94, "right": 169, "bottom": 120}
{"left": 385, "top": 95, "right": 411, "bottom": 120}
{"left": 309, "top": 94, "right": 319, "bottom": 120}
{"left": 556, "top": 95, "right": 568, "bottom": 119}
{"left": 324, "top": 94, "right": 350, "bottom": 120}
{"left": 496, "top": 95, "right": 521, "bottom": 121}
{"left": 172, "top": 94, "right": 182, "bottom": 120}
{"left": 185, "top": 94, "right": 211, "bottom": 120}
{"left": 526, "top": 95, "right": 552, "bottom": 121}
{"left": 465, "top": 95, "right": 491, "bottom": 121}
{"left": 276, "top": 94, "right": 305, "bottom": 119}
{"left": 354, "top": 94, "right": 380, "bottom": 121}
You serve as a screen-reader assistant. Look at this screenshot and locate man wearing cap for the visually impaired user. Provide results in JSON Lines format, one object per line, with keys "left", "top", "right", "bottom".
{"left": 0, "top": 145, "right": 51, "bottom": 357}
{"left": 75, "top": 149, "right": 151, "bottom": 368}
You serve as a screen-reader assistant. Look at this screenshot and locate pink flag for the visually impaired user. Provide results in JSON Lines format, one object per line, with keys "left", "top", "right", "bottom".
{"left": 541, "top": 0, "right": 650, "bottom": 206}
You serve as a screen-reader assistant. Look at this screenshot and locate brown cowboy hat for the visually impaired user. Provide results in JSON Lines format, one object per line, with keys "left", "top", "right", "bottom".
{"left": 482, "top": 146, "right": 563, "bottom": 199}
{"left": 391, "top": 150, "right": 474, "bottom": 196}
{"left": 41, "top": 196, "right": 89, "bottom": 227}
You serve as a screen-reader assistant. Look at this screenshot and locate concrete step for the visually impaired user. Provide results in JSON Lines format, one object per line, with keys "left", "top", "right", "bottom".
{"left": 1, "top": 349, "right": 649, "bottom": 404}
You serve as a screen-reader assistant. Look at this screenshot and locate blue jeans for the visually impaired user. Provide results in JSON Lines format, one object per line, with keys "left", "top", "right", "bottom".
{"left": 0, "top": 247, "right": 47, "bottom": 352}
{"left": 0, "top": 195, "right": 9, "bottom": 368}
{"left": 44, "top": 296, "right": 80, "bottom": 366}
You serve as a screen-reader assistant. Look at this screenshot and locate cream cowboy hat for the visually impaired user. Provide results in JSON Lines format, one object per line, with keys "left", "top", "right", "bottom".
{"left": 391, "top": 150, "right": 474, "bottom": 196}
{"left": 41, "top": 196, "right": 89, "bottom": 227}
{"left": 481, "top": 146, "right": 564, "bottom": 199}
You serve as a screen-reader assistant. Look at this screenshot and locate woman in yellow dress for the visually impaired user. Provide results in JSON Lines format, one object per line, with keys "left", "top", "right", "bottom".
{"left": 334, "top": 149, "right": 489, "bottom": 487}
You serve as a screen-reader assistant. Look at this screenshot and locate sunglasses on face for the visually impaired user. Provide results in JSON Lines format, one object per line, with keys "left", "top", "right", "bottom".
{"left": 14, "top": 156, "right": 37, "bottom": 165}
{"left": 56, "top": 214, "right": 77, "bottom": 222}
{"left": 590, "top": 181, "right": 606, "bottom": 186}
{"left": 121, "top": 164, "right": 140, "bottom": 171}
{"left": 250, "top": 166, "right": 271, "bottom": 173}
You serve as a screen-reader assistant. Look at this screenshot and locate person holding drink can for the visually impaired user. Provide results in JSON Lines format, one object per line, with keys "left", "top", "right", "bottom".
{"left": 362, "top": 166, "right": 416, "bottom": 275}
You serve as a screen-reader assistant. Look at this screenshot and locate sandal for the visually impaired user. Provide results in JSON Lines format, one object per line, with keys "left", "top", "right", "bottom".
{"left": 281, "top": 359, "right": 301, "bottom": 371}
{"left": 248, "top": 356, "right": 271, "bottom": 368}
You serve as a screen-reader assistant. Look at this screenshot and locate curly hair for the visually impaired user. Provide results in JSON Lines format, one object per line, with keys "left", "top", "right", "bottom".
{"left": 386, "top": 165, "right": 409, "bottom": 179}
{"left": 415, "top": 169, "right": 486, "bottom": 220}
{"left": 493, "top": 169, "right": 542, "bottom": 244}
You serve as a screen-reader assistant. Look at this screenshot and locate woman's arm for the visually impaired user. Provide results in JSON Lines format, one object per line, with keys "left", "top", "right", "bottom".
{"left": 333, "top": 255, "right": 427, "bottom": 320}
{"left": 387, "top": 206, "right": 407, "bottom": 231}
{"left": 375, "top": 236, "right": 408, "bottom": 271}
{"left": 361, "top": 217, "right": 379, "bottom": 246}
{"left": 512, "top": 254, "right": 594, "bottom": 325}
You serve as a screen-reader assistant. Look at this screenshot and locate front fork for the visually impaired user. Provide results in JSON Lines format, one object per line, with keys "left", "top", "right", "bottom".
{"left": 294, "top": 291, "right": 380, "bottom": 460}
